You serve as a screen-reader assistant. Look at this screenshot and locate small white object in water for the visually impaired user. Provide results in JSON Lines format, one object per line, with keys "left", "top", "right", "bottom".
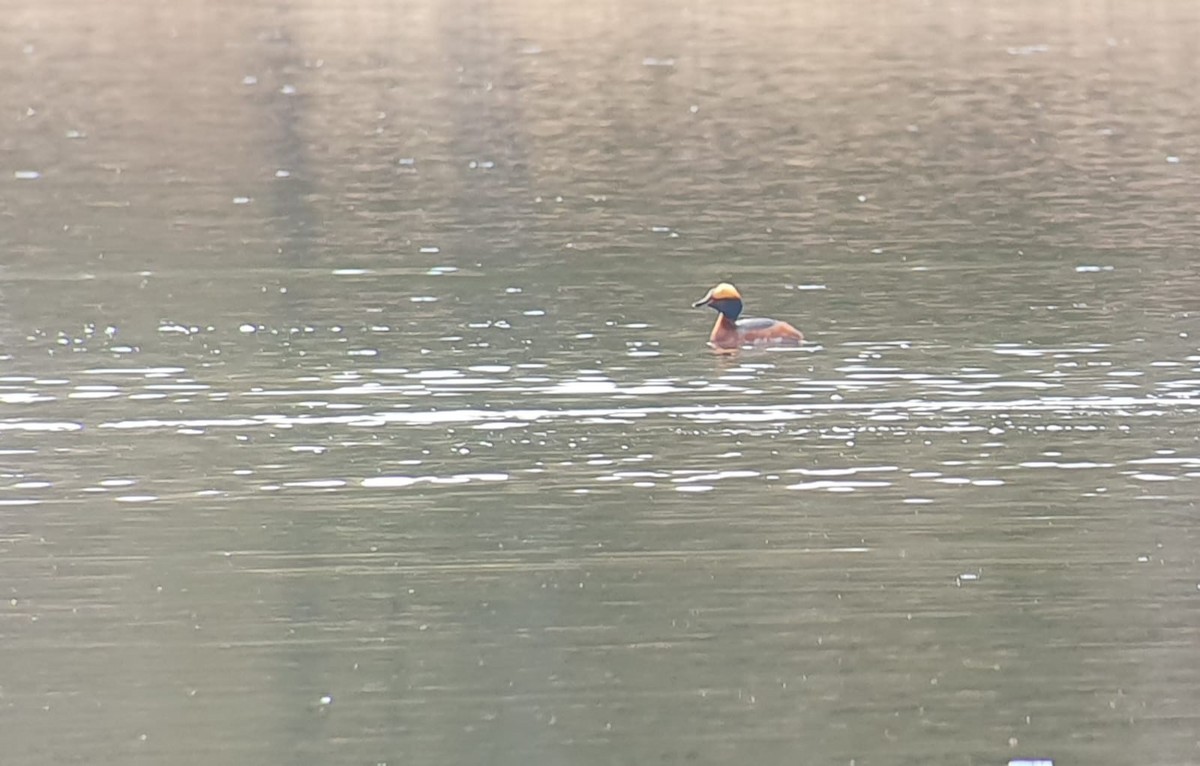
{"left": 319, "top": 695, "right": 333, "bottom": 706}
{"left": 14, "top": 170, "right": 40, "bottom": 180}
{"left": 238, "top": 324, "right": 257, "bottom": 334}
{"left": 1006, "top": 44, "right": 1050, "bottom": 56}
{"left": 232, "top": 196, "right": 251, "bottom": 204}
{"left": 242, "top": 75, "right": 258, "bottom": 85}
{"left": 1166, "top": 155, "right": 1180, "bottom": 164}
{"left": 275, "top": 169, "right": 290, "bottom": 178}
{"left": 280, "top": 84, "right": 297, "bottom": 95}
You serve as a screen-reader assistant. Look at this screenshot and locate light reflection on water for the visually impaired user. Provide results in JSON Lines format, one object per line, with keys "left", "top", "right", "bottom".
{"left": 7, "top": 332, "right": 1196, "bottom": 763}
{"left": 5, "top": 345, "right": 1199, "bottom": 504}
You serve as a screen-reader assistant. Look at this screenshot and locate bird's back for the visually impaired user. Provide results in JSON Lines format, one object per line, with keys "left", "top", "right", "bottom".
{"left": 735, "top": 316, "right": 803, "bottom": 345}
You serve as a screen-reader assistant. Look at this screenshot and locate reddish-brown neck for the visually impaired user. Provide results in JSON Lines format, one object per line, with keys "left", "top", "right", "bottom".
{"left": 709, "top": 314, "right": 739, "bottom": 348}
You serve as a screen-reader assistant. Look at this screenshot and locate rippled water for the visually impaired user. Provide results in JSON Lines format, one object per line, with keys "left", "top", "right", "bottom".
{"left": 3, "top": 0, "right": 1200, "bottom": 763}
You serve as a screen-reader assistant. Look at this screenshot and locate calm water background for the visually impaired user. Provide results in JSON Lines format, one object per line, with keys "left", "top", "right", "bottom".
{"left": 2, "top": 0, "right": 1199, "bottom": 763}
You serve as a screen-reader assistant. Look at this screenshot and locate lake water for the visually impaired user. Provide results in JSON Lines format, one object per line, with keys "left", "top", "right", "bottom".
{"left": 2, "top": 0, "right": 1199, "bottom": 763}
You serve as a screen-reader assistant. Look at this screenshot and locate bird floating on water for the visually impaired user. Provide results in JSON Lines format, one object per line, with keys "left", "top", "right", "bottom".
{"left": 692, "top": 282, "right": 804, "bottom": 351}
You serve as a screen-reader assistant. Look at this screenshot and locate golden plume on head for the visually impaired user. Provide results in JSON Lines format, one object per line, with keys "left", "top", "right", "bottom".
{"left": 692, "top": 283, "right": 742, "bottom": 307}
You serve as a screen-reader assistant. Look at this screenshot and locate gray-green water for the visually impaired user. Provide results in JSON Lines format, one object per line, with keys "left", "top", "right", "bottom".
{"left": 3, "top": 1, "right": 1199, "bottom": 763}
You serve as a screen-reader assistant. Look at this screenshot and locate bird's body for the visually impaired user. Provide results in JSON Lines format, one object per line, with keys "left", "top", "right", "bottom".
{"left": 693, "top": 283, "right": 803, "bottom": 350}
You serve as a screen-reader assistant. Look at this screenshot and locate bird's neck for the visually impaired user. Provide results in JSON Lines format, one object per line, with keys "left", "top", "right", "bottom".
{"left": 710, "top": 314, "right": 739, "bottom": 345}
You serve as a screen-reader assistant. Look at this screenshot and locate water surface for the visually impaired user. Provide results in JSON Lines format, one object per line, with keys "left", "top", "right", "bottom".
{"left": 2, "top": 1, "right": 1200, "bottom": 764}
